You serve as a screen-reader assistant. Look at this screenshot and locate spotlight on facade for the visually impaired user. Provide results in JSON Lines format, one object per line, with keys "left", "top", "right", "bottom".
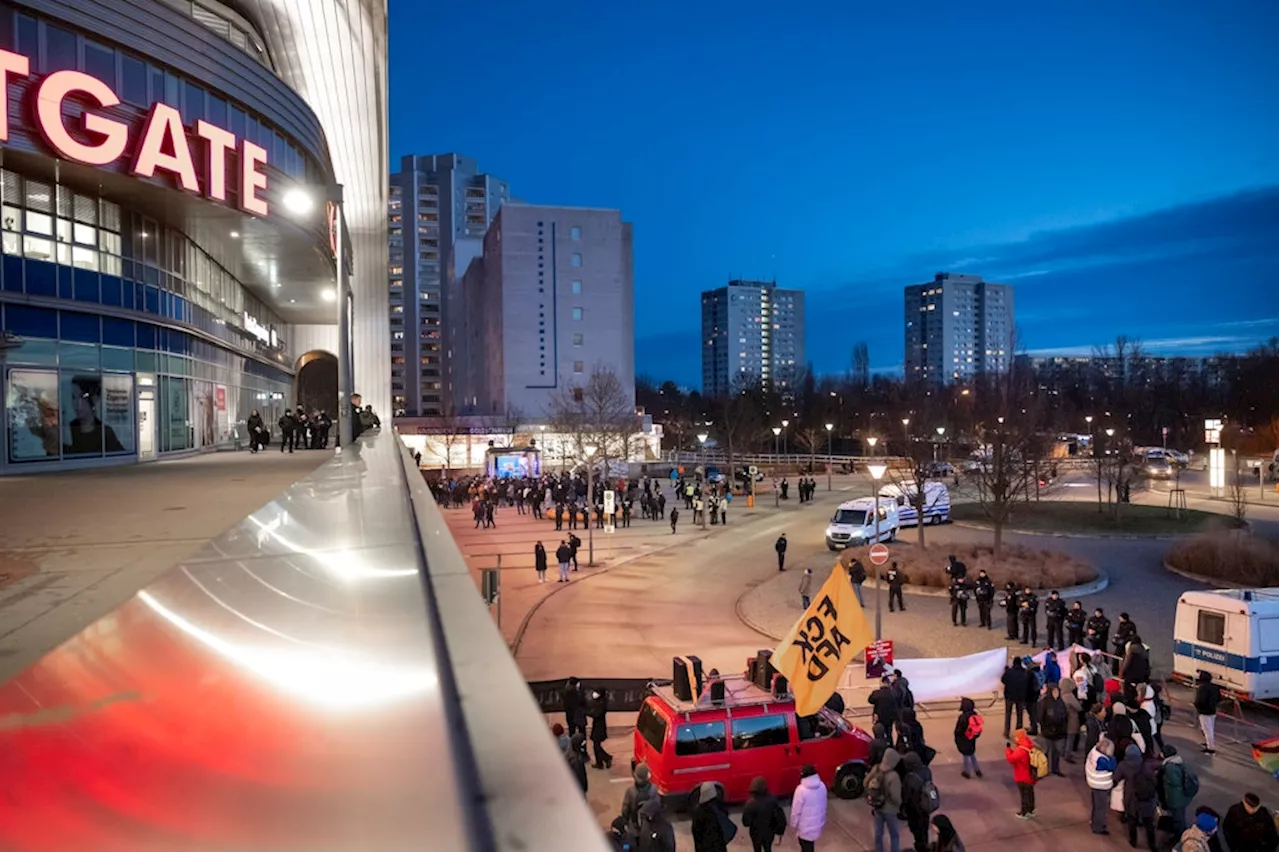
{"left": 282, "top": 187, "right": 315, "bottom": 216}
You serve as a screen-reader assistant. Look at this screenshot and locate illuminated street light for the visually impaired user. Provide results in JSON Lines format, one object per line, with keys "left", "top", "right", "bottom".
{"left": 697, "top": 433, "right": 709, "bottom": 530}
{"left": 867, "top": 463, "right": 888, "bottom": 639}
{"left": 825, "top": 423, "right": 835, "bottom": 491}
{"left": 584, "top": 444, "right": 597, "bottom": 566}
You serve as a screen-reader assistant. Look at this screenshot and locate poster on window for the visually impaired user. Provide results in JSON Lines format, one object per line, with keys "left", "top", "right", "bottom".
{"left": 62, "top": 373, "right": 126, "bottom": 456}
{"left": 194, "top": 381, "right": 216, "bottom": 448}
{"left": 215, "top": 384, "right": 229, "bottom": 443}
{"left": 102, "top": 374, "right": 134, "bottom": 454}
{"left": 6, "top": 370, "right": 59, "bottom": 461}
{"left": 164, "top": 376, "right": 188, "bottom": 451}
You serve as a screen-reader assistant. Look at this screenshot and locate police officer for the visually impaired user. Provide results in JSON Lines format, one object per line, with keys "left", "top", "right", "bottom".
{"left": 1112, "top": 612, "right": 1137, "bottom": 675}
{"left": 886, "top": 561, "right": 907, "bottom": 612}
{"left": 1000, "top": 581, "right": 1020, "bottom": 640}
{"left": 974, "top": 570, "right": 996, "bottom": 629}
{"left": 1086, "top": 607, "right": 1111, "bottom": 653}
{"left": 1065, "top": 601, "right": 1087, "bottom": 647}
{"left": 1044, "top": 590, "right": 1068, "bottom": 650}
{"left": 1018, "top": 585, "right": 1039, "bottom": 646}
{"left": 950, "top": 577, "right": 970, "bottom": 626}
{"left": 945, "top": 554, "right": 968, "bottom": 583}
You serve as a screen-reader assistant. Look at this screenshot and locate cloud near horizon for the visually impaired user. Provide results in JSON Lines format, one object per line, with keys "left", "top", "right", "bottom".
{"left": 638, "top": 187, "right": 1279, "bottom": 387}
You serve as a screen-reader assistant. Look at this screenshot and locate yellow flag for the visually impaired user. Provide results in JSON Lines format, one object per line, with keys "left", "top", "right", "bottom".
{"left": 772, "top": 563, "right": 874, "bottom": 716}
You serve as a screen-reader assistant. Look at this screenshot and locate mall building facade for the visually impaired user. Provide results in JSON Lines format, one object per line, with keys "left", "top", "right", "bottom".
{"left": 0, "top": 0, "right": 389, "bottom": 473}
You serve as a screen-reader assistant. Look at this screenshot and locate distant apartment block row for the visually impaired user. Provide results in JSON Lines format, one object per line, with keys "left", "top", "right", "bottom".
{"left": 388, "top": 154, "right": 634, "bottom": 418}
{"left": 904, "top": 272, "right": 1014, "bottom": 383}
{"left": 701, "top": 280, "right": 806, "bottom": 397}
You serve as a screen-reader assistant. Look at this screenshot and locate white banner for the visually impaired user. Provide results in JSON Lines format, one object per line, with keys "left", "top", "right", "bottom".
{"left": 889, "top": 648, "right": 1010, "bottom": 704}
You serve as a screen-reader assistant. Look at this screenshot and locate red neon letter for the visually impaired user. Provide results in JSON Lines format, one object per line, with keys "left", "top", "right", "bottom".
{"left": 35, "top": 70, "right": 129, "bottom": 166}
{"left": 0, "top": 48, "right": 31, "bottom": 141}
{"left": 195, "top": 120, "right": 236, "bottom": 202}
{"left": 240, "top": 140, "right": 268, "bottom": 216}
{"left": 132, "top": 103, "right": 200, "bottom": 192}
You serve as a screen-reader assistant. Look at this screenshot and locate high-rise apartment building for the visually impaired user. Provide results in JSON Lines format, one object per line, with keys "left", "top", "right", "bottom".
{"left": 904, "top": 272, "right": 1014, "bottom": 383}
{"left": 701, "top": 280, "right": 806, "bottom": 397}
{"left": 466, "top": 204, "right": 635, "bottom": 417}
{"left": 388, "top": 154, "right": 508, "bottom": 416}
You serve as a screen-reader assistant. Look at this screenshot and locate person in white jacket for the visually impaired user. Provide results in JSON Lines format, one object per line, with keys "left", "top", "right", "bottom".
{"left": 1086, "top": 737, "right": 1116, "bottom": 836}
{"left": 790, "top": 764, "right": 828, "bottom": 852}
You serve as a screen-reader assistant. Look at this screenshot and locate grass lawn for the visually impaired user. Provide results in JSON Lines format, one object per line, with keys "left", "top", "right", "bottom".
{"left": 951, "top": 500, "right": 1239, "bottom": 535}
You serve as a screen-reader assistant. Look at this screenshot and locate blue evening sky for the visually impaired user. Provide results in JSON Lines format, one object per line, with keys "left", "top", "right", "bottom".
{"left": 389, "top": 0, "right": 1278, "bottom": 385}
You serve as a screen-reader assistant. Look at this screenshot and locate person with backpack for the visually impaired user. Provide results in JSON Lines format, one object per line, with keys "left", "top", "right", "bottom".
{"left": 1086, "top": 736, "right": 1117, "bottom": 835}
{"left": 891, "top": 671, "right": 915, "bottom": 712}
{"left": 1193, "top": 671, "right": 1222, "bottom": 755}
{"left": 635, "top": 796, "right": 675, "bottom": 852}
{"left": 900, "top": 751, "right": 938, "bottom": 852}
{"left": 1005, "top": 729, "right": 1044, "bottom": 819}
{"left": 954, "top": 697, "right": 983, "bottom": 779}
{"left": 865, "top": 748, "right": 903, "bottom": 852}
{"left": 1036, "top": 683, "right": 1070, "bottom": 776}
{"left": 691, "top": 781, "right": 734, "bottom": 852}
{"left": 789, "top": 764, "right": 827, "bottom": 852}
{"left": 1156, "top": 744, "right": 1198, "bottom": 840}
{"left": 1116, "top": 743, "right": 1159, "bottom": 850}
{"left": 620, "top": 764, "right": 656, "bottom": 841}
{"left": 929, "top": 815, "right": 966, "bottom": 852}
{"left": 741, "top": 775, "right": 786, "bottom": 852}
{"left": 894, "top": 707, "right": 931, "bottom": 766}
{"left": 1180, "top": 811, "right": 1222, "bottom": 852}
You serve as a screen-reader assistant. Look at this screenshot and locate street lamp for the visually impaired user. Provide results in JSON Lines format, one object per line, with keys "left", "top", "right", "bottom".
{"left": 781, "top": 419, "right": 790, "bottom": 458}
{"left": 584, "top": 443, "right": 597, "bottom": 566}
{"left": 867, "top": 436, "right": 878, "bottom": 454}
{"left": 697, "top": 432, "right": 709, "bottom": 530}
{"left": 934, "top": 426, "right": 946, "bottom": 462}
{"left": 825, "top": 423, "right": 834, "bottom": 491}
{"left": 772, "top": 427, "right": 782, "bottom": 506}
{"left": 772, "top": 425, "right": 782, "bottom": 457}
{"left": 867, "top": 462, "right": 888, "bottom": 640}
{"left": 901, "top": 417, "right": 910, "bottom": 456}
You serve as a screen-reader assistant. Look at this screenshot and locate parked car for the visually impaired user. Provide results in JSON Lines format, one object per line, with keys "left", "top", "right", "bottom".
{"left": 924, "top": 461, "right": 955, "bottom": 478}
{"left": 633, "top": 670, "right": 872, "bottom": 806}
{"left": 1142, "top": 452, "right": 1174, "bottom": 479}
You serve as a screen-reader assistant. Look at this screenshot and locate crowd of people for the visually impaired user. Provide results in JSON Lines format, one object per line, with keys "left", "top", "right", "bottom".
{"left": 244, "top": 392, "right": 380, "bottom": 454}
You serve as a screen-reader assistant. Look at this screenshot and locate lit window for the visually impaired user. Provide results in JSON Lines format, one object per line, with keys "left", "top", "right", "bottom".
{"left": 570, "top": 226, "right": 581, "bottom": 240}
{"left": 572, "top": 307, "right": 583, "bottom": 320}
{"left": 571, "top": 253, "right": 582, "bottom": 267}
{"left": 571, "top": 280, "right": 582, "bottom": 294}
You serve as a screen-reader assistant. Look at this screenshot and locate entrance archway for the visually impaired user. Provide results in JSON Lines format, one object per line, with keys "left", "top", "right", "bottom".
{"left": 296, "top": 350, "right": 338, "bottom": 417}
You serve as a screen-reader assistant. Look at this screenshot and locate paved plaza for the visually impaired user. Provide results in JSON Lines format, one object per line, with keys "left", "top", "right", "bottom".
{"left": 0, "top": 451, "right": 326, "bottom": 683}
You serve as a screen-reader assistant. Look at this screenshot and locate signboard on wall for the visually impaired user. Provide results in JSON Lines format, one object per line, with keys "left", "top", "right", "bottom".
{"left": 5, "top": 369, "right": 58, "bottom": 461}
{"left": 215, "top": 385, "right": 229, "bottom": 442}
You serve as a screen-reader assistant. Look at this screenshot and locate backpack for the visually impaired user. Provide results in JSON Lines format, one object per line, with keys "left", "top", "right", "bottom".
{"left": 1028, "top": 746, "right": 1049, "bottom": 780}
{"left": 965, "top": 713, "right": 984, "bottom": 740}
{"left": 865, "top": 769, "right": 887, "bottom": 809}
{"left": 1132, "top": 765, "right": 1158, "bottom": 802}
{"left": 917, "top": 778, "right": 941, "bottom": 814}
{"left": 1180, "top": 766, "right": 1200, "bottom": 799}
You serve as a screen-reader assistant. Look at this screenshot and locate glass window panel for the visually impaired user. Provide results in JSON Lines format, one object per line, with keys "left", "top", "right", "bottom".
{"left": 1, "top": 253, "right": 19, "bottom": 290}
{"left": 73, "top": 222, "right": 95, "bottom": 246}
{"left": 227, "top": 105, "right": 245, "bottom": 140}
{"left": 56, "top": 217, "right": 72, "bottom": 243}
{"left": 183, "top": 81, "right": 204, "bottom": 125}
{"left": 62, "top": 372, "right": 104, "bottom": 457}
{"left": 72, "top": 266, "right": 99, "bottom": 299}
{"left": 206, "top": 95, "right": 227, "bottom": 129}
{"left": 24, "top": 257, "right": 54, "bottom": 295}
{"left": 61, "top": 312, "right": 100, "bottom": 343}
{"left": 45, "top": 24, "right": 78, "bottom": 72}
{"left": 102, "top": 254, "right": 121, "bottom": 277}
{"left": 135, "top": 350, "right": 156, "bottom": 372}
{"left": 2, "top": 206, "right": 18, "bottom": 230}
{"left": 56, "top": 241, "right": 71, "bottom": 266}
{"left": 2, "top": 232, "right": 18, "bottom": 257}
{"left": 15, "top": 15, "right": 36, "bottom": 58}
{"left": 0, "top": 8, "right": 12, "bottom": 51}
{"left": 144, "top": 285, "right": 160, "bottom": 314}
{"left": 101, "top": 374, "right": 133, "bottom": 453}
{"left": 100, "top": 200, "right": 120, "bottom": 233}
{"left": 6, "top": 368, "right": 59, "bottom": 461}
{"left": 26, "top": 211, "right": 52, "bottom": 236}
{"left": 24, "top": 180, "right": 51, "bottom": 213}
{"left": 60, "top": 342, "right": 100, "bottom": 369}
{"left": 84, "top": 41, "right": 115, "bottom": 85}
{"left": 7, "top": 337, "right": 56, "bottom": 366}
{"left": 101, "top": 346, "right": 133, "bottom": 371}
{"left": 23, "top": 236, "right": 53, "bottom": 261}
{"left": 121, "top": 54, "right": 147, "bottom": 106}
{"left": 165, "top": 72, "right": 179, "bottom": 106}
{"left": 4, "top": 304, "right": 57, "bottom": 337}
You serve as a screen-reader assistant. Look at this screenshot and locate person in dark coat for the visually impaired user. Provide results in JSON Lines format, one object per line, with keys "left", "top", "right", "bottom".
{"left": 1116, "top": 743, "right": 1158, "bottom": 850}
{"left": 894, "top": 707, "right": 928, "bottom": 765}
{"left": 740, "top": 775, "right": 786, "bottom": 852}
{"left": 246, "top": 409, "right": 265, "bottom": 452}
{"left": 533, "top": 541, "right": 548, "bottom": 583}
{"left": 1112, "top": 613, "right": 1138, "bottom": 675}
{"left": 562, "top": 676, "right": 584, "bottom": 737}
{"left": 775, "top": 533, "right": 788, "bottom": 571}
{"left": 867, "top": 723, "right": 891, "bottom": 769}
{"left": 1000, "top": 581, "right": 1020, "bottom": 640}
{"left": 954, "top": 697, "right": 982, "bottom": 778}
{"left": 900, "top": 750, "right": 934, "bottom": 852}
{"left": 869, "top": 676, "right": 902, "bottom": 729}
{"left": 931, "top": 815, "right": 966, "bottom": 852}
{"left": 1120, "top": 637, "right": 1151, "bottom": 687}
{"left": 567, "top": 732, "right": 589, "bottom": 794}
{"left": 587, "top": 689, "right": 613, "bottom": 769}
{"left": 1001, "top": 657, "right": 1030, "bottom": 738}
{"left": 691, "top": 781, "right": 731, "bottom": 852}
{"left": 636, "top": 795, "right": 676, "bottom": 852}
{"left": 1035, "top": 684, "right": 1070, "bottom": 776}
{"left": 1222, "top": 793, "right": 1278, "bottom": 852}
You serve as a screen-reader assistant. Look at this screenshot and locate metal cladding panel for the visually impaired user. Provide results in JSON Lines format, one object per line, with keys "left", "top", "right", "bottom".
{"left": 234, "top": 0, "right": 391, "bottom": 419}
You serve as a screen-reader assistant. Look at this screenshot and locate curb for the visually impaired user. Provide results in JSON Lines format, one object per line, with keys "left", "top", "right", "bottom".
{"left": 1161, "top": 560, "right": 1250, "bottom": 589}
{"left": 951, "top": 520, "right": 1198, "bottom": 541}
{"left": 734, "top": 583, "right": 786, "bottom": 642}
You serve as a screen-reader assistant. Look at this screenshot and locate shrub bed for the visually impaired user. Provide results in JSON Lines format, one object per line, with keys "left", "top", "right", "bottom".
{"left": 1165, "top": 531, "right": 1278, "bottom": 587}
{"left": 837, "top": 542, "right": 1097, "bottom": 590}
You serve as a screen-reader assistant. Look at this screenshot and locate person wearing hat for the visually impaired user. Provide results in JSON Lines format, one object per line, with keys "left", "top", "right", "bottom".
{"left": 1156, "top": 744, "right": 1198, "bottom": 839}
{"left": 620, "top": 764, "right": 656, "bottom": 841}
{"left": 691, "top": 781, "right": 732, "bottom": 852}
{"left": 550, "top": 722, "right": 570, "bottom": 756}
{"left": 567, "top": 733, "right": 589, "bottom": 794}
{"left": 587, "top": 689, "right": 612, "bottom": 769}
{"left": 1178, "top": 810, "right": 1221, "bottom": 852}
{"left": 775, "top": 533, "right": 788, "bottom": 571}
{"left": 741, "top": 776, "right": 786, "bottom": 852}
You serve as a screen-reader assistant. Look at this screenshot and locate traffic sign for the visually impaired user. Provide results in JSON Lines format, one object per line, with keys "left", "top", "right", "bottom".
{"left": 865, "top": 640, "right": 894, "bottom": 679}
{"left": 749, "top": 465, "right": 758, "bottom": 475}
{"left": 868, "top": 543, "right": 890, "bottom": 565}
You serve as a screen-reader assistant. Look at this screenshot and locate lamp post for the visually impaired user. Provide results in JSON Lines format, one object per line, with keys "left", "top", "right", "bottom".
{"left": 772, "top": 426, "right": 781, "bottom": 458}
{"left": 283, "top": 183, "right": 352, "bottom": 448}
{"left": 697, "top": 432, "right": 709, "bottom": 530}
{"left": 584, "top": 443, "right": 597, "bottom": 566}
{"left": 825, "top": 423, "right": 834, "bottom": 491}
{"left": 1086, "top": 415, "right": 1100, "bottom": 509}
{"left": 771, "top": 427, "right": 782, "bottom": 507}
{"left": 868, "top": 462, "right": 888, "bottom": 640}
{"left": 867, "top": 436, "right": 878, "bottom": 455}
{"left": 934, "top": 426, "right": 945, "bottom": 462}
{"left": 901, "top": 417, "right": 910, "bottom": 457}
{"left": 781, "top": 419, "right": 790, "bottom": 459}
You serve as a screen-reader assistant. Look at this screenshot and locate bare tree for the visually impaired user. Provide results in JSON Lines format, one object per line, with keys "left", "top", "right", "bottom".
{"left": 433, "top": 402, "right": 465, "bottom": 474}
{"left": 969, "top": 356, "right": 1041, "bottom": 556}
{"left": 885, "top": 440, "right": 939, "bottom": 548}
{"left": 547, "top": 364, "right": 638, "bottom": 478}
{"left": 1225, "top": 457, "right": 1250, "bottom": 525}
{"left": 710, "top": 378, "right": 766, "bottom": 480}
{"left": 793, "top": 426, "right": 823, "bottom": 471}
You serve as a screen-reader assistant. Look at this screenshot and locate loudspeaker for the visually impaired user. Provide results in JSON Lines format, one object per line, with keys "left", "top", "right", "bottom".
{"left": 672, "top": 656, "right": 693, "bottom": 701}
{"left": 754, "top": 650, "right": 777, "bottom": 691}
{"left": 687, "top": 655, "right": 704, "bottom": 697}
{"left": 747, "top": 657, "right": 759, "bottom": 685}
{"left": 772, "top": 674, "right": 789, "bottom": 698}
{"left": 710, "top": 677, "right": 726, "bottom": 704}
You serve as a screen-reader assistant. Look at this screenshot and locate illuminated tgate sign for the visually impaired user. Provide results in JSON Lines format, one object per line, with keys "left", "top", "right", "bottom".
{"left": 0, "top": 47, "right": 270, "bottom": 216}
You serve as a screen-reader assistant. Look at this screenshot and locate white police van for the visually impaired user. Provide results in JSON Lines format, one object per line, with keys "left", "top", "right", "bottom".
{"left": 1172, "top": 588, "right": 1279, "bottom": 701}
{"left": 825, "top": 497, "right": 900, "bottom": 551}
{"left": 878, "top": 481, "right": 950, "bottom": 527}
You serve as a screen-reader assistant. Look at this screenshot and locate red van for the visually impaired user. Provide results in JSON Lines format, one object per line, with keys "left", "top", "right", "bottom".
{"left": 632, "top": 676, "right": 872, "bottom": 805}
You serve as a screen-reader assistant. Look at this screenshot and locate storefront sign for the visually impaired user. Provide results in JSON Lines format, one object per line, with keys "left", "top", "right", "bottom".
{"left": 0, "top": 48, "right": 269, "bottom": 216}
{"left": 243, "top": 312, "right": 271, "bottom": 345}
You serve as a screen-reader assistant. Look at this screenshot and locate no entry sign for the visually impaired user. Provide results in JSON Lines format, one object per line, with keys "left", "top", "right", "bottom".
{"left": 869, "top": 543, "right": 890, "bottom": 565}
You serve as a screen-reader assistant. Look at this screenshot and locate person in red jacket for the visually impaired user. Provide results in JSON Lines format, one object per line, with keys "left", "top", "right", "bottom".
{"left": 1006, "top": 728, "right": 1039, "bottom": 819}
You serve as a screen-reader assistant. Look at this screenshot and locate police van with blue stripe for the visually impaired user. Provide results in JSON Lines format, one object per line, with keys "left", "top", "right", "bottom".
{"left": 1172, "top": 588, "right": 1278, "bottom": 701}
{"left": 877, "top": 481, "right": 951, "bottom": 527}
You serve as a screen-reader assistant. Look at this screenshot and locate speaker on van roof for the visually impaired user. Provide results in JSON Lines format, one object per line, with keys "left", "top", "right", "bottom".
{"left": 746, "top": 656, "right": 759, "bottom": 685}
{"left": 672, "top": 656, "right": 693, "bottom": 701}
{"left": 686, "top": 655, "right": 704, "bottom": 697}
{"left": 754, "top": 650, "right": 777, "bottom": 691}
{"left": 772, "top": 673, "right": 789, "bottom": 699}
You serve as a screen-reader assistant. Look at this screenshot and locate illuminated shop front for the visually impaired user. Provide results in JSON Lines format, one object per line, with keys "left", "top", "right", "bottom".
{"left": 0, "top": 1, "right": 345, "bottom": 472}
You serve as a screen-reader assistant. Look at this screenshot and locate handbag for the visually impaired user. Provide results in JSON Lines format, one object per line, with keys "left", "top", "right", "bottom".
{"left": 716, "top": 808, "right": 738, "bottom": 843}
{"left": 921, "top": 744, "right": 938, "bottom": 766}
